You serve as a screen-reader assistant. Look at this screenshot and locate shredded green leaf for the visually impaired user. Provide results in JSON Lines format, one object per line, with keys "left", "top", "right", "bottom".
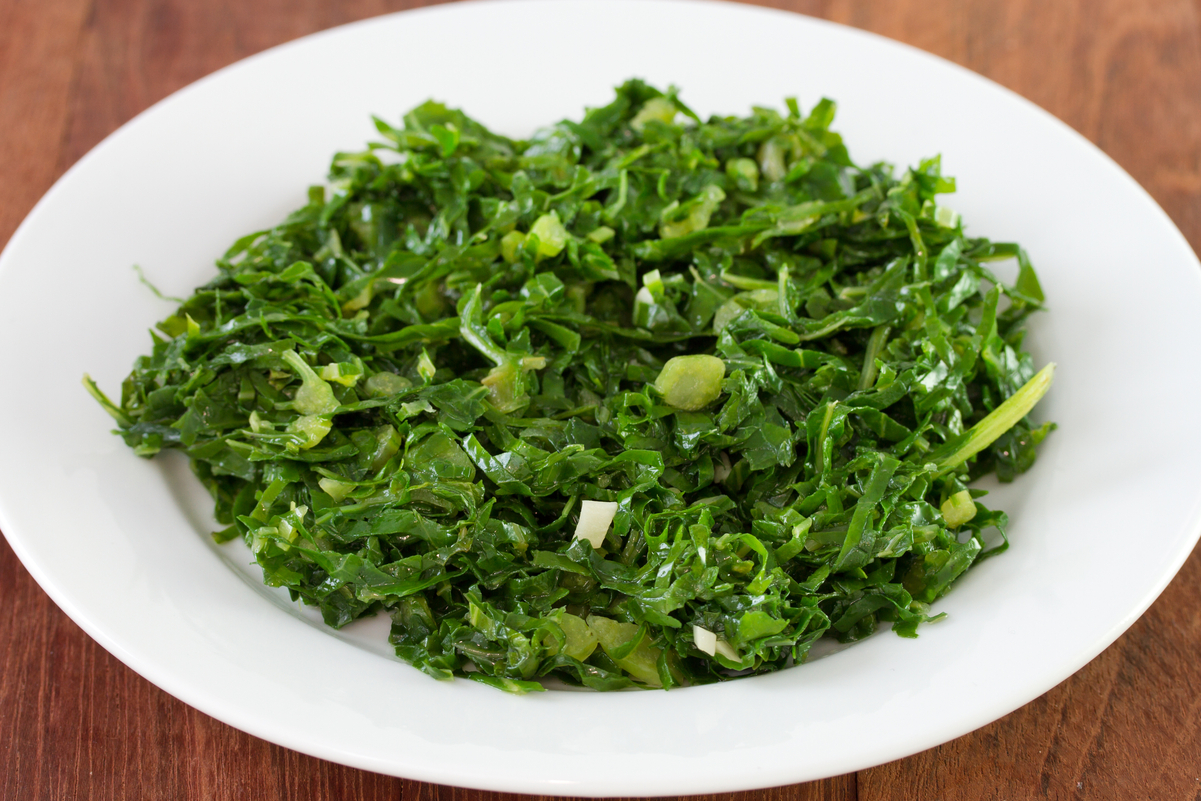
{"left": 90, "top": 80, "right": 1055, "bottom": 691}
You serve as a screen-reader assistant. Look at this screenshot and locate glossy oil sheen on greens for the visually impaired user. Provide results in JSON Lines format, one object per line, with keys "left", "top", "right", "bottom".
{"left": 89, "top": 81, "right": 1055, "bottom": 692}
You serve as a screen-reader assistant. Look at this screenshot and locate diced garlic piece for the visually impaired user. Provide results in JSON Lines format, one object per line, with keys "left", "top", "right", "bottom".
{"left": 574, "top": 500, "right": 618, "bottom": 549}
{"left": 714, "top": 639, "right": 741, "bottom": 662}
{"left": 692, "top": 625, "right": 717, "bottom": 656}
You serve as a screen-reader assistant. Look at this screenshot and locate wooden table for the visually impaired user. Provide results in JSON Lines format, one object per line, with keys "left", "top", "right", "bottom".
{"left": 3, "top": 1, "right": 1200, "bottom": 798}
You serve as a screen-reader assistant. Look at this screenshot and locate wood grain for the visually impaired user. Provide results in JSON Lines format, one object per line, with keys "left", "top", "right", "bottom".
{"left": 0, "top": 0, "right": 92, "bottom": 245}
{"left": 2, "top": 1, "right": 1200, "bottom": 799}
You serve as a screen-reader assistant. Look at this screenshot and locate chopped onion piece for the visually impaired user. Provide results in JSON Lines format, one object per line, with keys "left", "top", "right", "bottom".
{"left": 574, "top": 500, "right": 618, "bottom": 549}
{"left": 692, "top": 625, "right": 717, "bottom": 656}
{"left": 940, "top": 489, "right": 977, "bottom": 528}
{"left": 318, "top": 476, "right": 355, "bottom": 503}
{"left": 653, "top": 354, "right": 726, "bottom": 411}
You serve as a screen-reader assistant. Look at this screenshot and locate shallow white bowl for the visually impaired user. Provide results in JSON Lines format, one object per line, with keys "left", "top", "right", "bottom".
{"left": 2, "top": 0, "right": 1199, "bottom": 795}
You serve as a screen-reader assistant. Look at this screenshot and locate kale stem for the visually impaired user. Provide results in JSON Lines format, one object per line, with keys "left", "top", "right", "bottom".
{"left": 932, "top": 363, "right": 1056, "bottom": 475}
{"left": 82, "top": 375, "right": 132, "bottom": 428}
{"left": 814, "top": 401, "right": 836, "bottom": 476}
{"left": 858, "top": 324, "right": 891, "bottom": 391}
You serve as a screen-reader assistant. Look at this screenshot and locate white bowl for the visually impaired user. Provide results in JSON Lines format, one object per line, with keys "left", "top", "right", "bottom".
{"left": 2, "top": 0, "right": 1199, "bottom": 795}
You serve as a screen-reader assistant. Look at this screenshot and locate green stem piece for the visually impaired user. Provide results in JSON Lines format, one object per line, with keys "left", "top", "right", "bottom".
{"left": 932, "top": 363, "right": 1056, "bottom": 475}
{"left": 858, "top": 324, "right": 891, "bottom": 391}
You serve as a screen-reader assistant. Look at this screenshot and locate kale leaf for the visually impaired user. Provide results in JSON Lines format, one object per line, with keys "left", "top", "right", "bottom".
{"left": 87, "top": 80, "right": 1054, "bottom": 692}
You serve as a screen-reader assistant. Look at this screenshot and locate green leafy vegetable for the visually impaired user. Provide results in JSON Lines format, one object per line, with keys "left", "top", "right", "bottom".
{"left": 87, "top": 80, "right": 1055, "bottom": 691}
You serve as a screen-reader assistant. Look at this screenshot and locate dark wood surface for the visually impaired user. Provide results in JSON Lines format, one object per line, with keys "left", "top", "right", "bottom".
{"left": 3, "top": 0, "right": 1201, "bottom": 798}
